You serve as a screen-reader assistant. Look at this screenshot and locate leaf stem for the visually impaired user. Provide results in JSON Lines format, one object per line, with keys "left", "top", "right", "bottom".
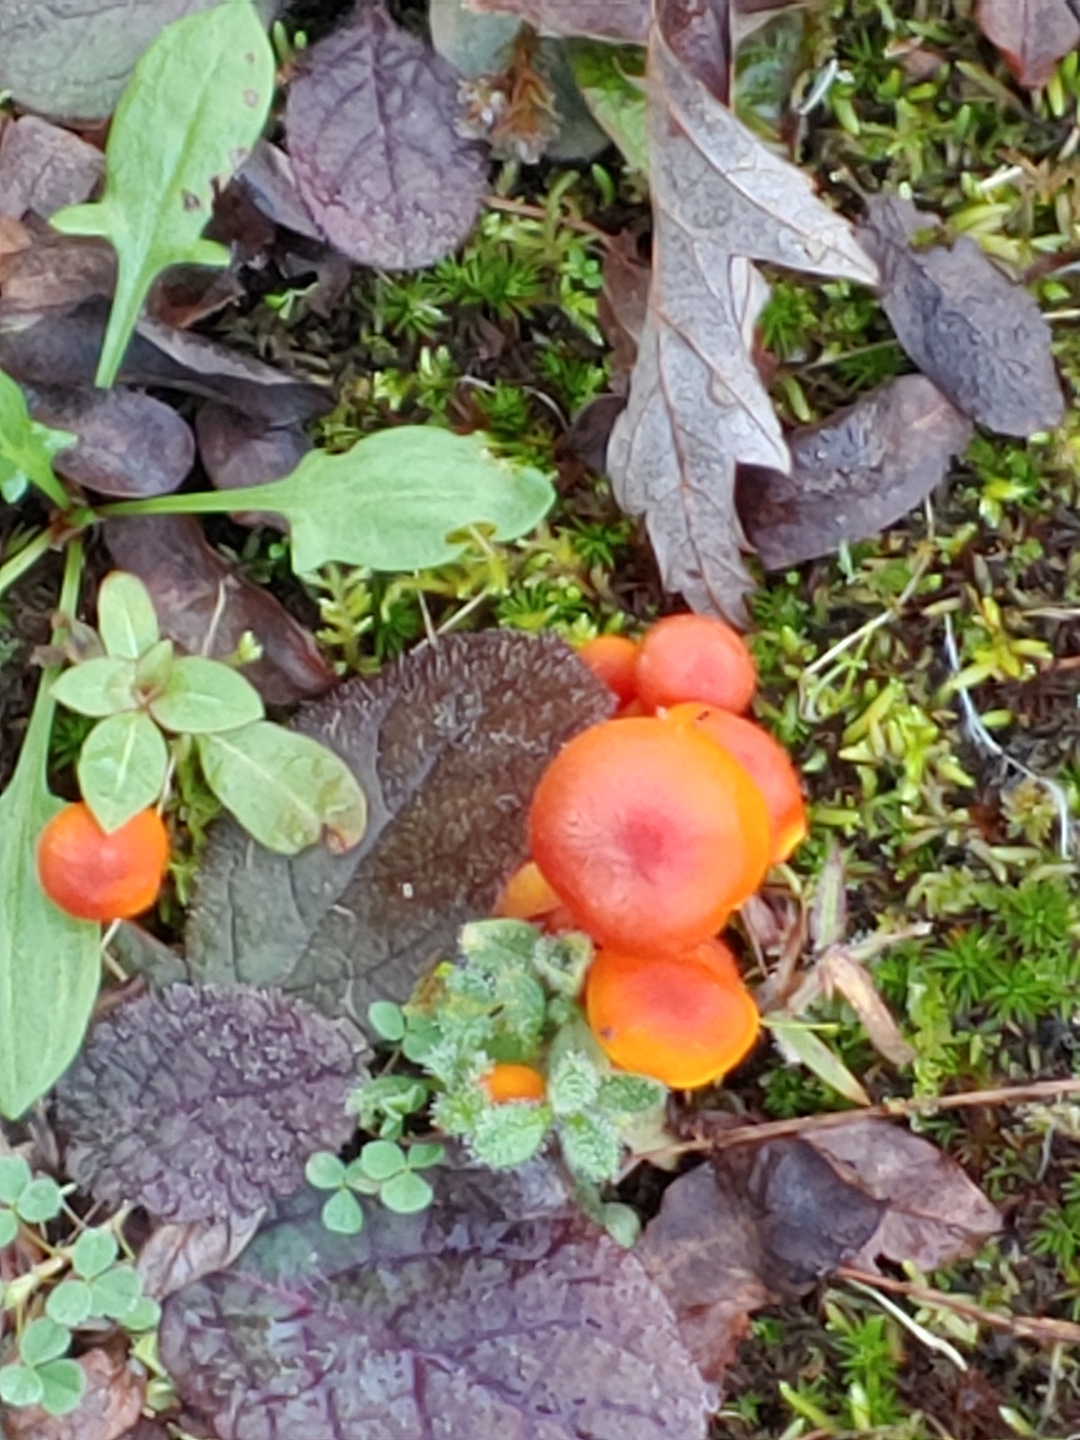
{"left": 0, "top": 529, "right": 54, "bottom": 602}
{"left": 97, "top": 487, "right": 282, "bottom": 520}
{"left": 16, "top": 537, "right": 84, "bottom": 782}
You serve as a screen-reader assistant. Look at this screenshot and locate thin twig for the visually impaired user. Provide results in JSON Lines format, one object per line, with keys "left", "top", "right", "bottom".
{"left": 485, "top": 194, "right": 609, "bottom": 241}
{"left": 838, "top": 1266, "right": 1080, "bottom": 1347}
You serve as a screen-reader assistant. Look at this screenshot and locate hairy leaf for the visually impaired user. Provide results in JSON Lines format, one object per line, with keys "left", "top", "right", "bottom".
{"left": 859, "top": 195, "right": 1064, "bottom": 437}
{"left": 51, "top": 1, "right": 275, "bottom": 386}
{"left": 976, "top": 0, "right": 1080, "bottom": 88}
{"left": 0, "top": 0, "right": 280, "bottom": 121}
{"left": 738, "top": 375, "right": 973, "bottom": 569}
{"left": 56, "top": 984, "right": 357, "bottom": 1222}
{"left": 160, "top": 1167, "right": 709, "bottom": 1440}
{"left": 606, "top": 17, "right": 877, "bottom": 622}
{"left": 184, "top": 632, "right": 612, "bottom": 1027}
{"left": 286, "top": 8, "right": 487, "bottom": 269}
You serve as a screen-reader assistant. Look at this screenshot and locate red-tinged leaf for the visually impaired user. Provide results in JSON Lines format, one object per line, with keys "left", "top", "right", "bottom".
{"left": 103, "top": 515, "right": 334, "bottom": 706}
{"left": 25, "top": 383, "right": 194, "bottom": 499}
{"left": 976, "top": 0, "right": 1080, "bottom": 89}
{"left": 0, "top": 117, "right": 104, "bottom": 222}
{"left": 286, "top": 8, "right": 488, "bottom": 270}
{"left": 159, "top": 1166, "right": 710, "bottom": 1440}
{"left": 859, "top": 195, "right": 1064, "bottom": 437}
{"left": 737, "top": 375, "right": 973, "bottom": 569}
{"left": 183, "top": 632, "right": 613, "bottom": 1029}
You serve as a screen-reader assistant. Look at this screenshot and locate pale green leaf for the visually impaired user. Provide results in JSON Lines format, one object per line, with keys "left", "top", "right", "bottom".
{"left": 36, "top": 1358, "right": 86, "bottom": 1416}
{"left": 766, "top": 1017, "right": 872, "bottom": 1107}
{"left": 367, "top": 1001, "right": 406, "bottom": 1043}
{"left": 46, "top": 1279, "right": 93, "bottom": 1329}
{"left": 470, "top": 1102, "right": 552, "bottom": 1168}
{"left": 197, "top": 722, "right": 367, "bottom": 855}
{"left": 78, "top": 712, "right": 169, "bottom": 833}
{"left": 15, "top": 1176, "right": 64, "bottom": 1224}
{"left": 89, "top": 1265, "right": 142, "bottom": 1319}
{"left": 0, "top": 1364, "right": 44, "bottom": 1408}
{"left": 51, "top": 657, "right": 138, "bottom": 718}
{"left": 121, "top": 1296, "right": 162, "bottom": 1333}
{"left": 50, "top": 1, "right": 274, "bottom": 387}
{"left": 359, "top": 1140, "right": 406, "bottom": 1181}
{"left": 72, "top": 1227, "right": 118, "bottom": 1280}
{"left": 304, "top": 1152, "right": 346, "bottom": 1191}
{"left": 19, "top": 1316, "right": 70, "bottom": 1368}
{"left": 97, "top": 571, "right": 159, "bottom": 660}
{"left": 0, "top": 367, "right": 73, "bottom": 509}
{"left": 567, "top": 40, "right": 648, "bottom": 172}
{"left": 379, "top": 1169, "right": 434, "bottom": 1214}
{"left": 321, "top": 1188, "right": 364, "bottom": 1235}
{"left": 0, "top": 687, "right": 101, "bottom": 1120}
{"left": 0, "top": 1210, "right": 17, "bottom": 1248}
{"left": 149, "top": 656, "right": 264, "bottom": 735}
{"left": 0, "top": 1155, "right": 30, "bottom": 1205}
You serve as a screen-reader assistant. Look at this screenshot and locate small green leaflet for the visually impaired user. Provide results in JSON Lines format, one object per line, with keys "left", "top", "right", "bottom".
{"left": 105, "top": 428, "right": 557, "bottom": 573}
{"left": 78, "top": 711, "right": 169, "bottom": 833}
{"left": 567, "top": 41, "right": 648, "bottom": 173}
{"left": 0, "top": 367, "right": 74, "bottom": 509}
{"left": 51, "top": 0, "right": 275, "bottom": 387}
{"left": 764, "top": 1016, "right": 872, "bottom": 1108}
{"left": 97, "top": 571, "right": 160, "bottom": 660}
{"left": 0, "top": 682, "right": 100, "bottom": 1121}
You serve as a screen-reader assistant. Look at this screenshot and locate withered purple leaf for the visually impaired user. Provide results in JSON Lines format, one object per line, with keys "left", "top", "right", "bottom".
{"left": 137, "top": 1212, "right": 265, "bottom": 1302}
{"left": 103, "top": 515, "right": 335, "bottom": 706}
{"left": 859, "top": 195, "right": 1064, "bottom": 438}
{"left": 195, "top": 402, "right": 309, "bottom": 528}
{"left": 737, "top": 375, "right": 973, "bottom": 569}
{"left": 184, "top": 631, "right": 613, "bottom": 1028}
{"left": 0, "top": 116, "right": 105, "bottom": 222}
{"left": 469, "top": 0, "right": 650, "bottom": 43}
{"left": 160, "top": 1165, "right": 709, "bottom": 1440}
{"left": 976, "top": 0, "right": 1080, "bottom": 89}
{"left": 25, "top": 383, "right": 195, "bottom": 499}
{"left": 56, "top": 984, "right": 358, "bottom": 1223}
{"left": 286, "top": 8, "right": 488, "bottom": 270}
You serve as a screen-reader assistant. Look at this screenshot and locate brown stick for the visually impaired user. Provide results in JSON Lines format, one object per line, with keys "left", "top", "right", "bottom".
{"left": 838, "top": 1265, "right": 1080, "bottom": 1347}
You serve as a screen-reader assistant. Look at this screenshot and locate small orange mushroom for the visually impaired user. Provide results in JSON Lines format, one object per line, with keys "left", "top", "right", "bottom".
{"left": 493, "top": 859, "right": 564, "bottom": 921}
{"left": 528, "top": 717, "right": 770, "bottom": 954}
{"left": 635, "top": 612, "right": 757, "bottom": 714}
{"left": 663, "top": 703, "right": 807, "bottom": 863}
{"left": 480, "top": 1062, "right": 547, "bottom": 1103}
{"left": 37, "top": 803, "right": 169, "bottom": 922}
{"left": 577, "top": 634, "right": 640, "bottom": 709}
{"left": 584, "top": 946, "right": 759, "bottom": 1089}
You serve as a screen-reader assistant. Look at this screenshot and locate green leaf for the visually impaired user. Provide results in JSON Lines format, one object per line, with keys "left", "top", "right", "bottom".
{"left": 51, "top": 657, "right": 138, "bottom": 717}
{"left": 97, "top": 572, "right": 159, "bottom": 660}
{"left": 19, "top": 1316, "right": 70, "bottom": 1368}
{"left": 567, "top": 41, "right": 648, "bottom": 172}
{"left": 547, "top": 1050, "right": 601, "bottom": 1116}
{"left": 0, "top": 1363, "right": 44, "bottom": 1408}
{"left": 50, "top": 1, "right": 275, "bottom": 388}
{"left": 46, "top": 1279, "right": 93, "bottom": 1329}
{"left": 0, "top": 681, "right": 101, "bottom": 1120}
{"left": 134, "top": 638, "right": 176, "bottom": 696}
{"left": 89, "top": 1264, "right": 142, "bottom": 1319}
{"left": 359, "top": 1140, "right": 406, "bottom": 1181}
{"left": 15, "top": 1175, "right": 64, "bottom": 1224}
{"left": 599, "top": 1201, "right": 641, "bottom": 1248}
{"left": 367, "top": 1000, "right": 406, "bottom": 1043}
{"left": 197, "top": 722, "right": 367, "bottom": 855}
{"left": 0, "top": 368, "right": 74, "bottom": 509}
{"left": 71, "top": 1227, "right": 118, "bottom": 1280}
{"left": 596, "top": 1073, "right": 666, "bottom": 1117}
{"left": 304, "top": 1151, "right": 346, "bottom": 1191}
{"left": 78, "top": 711, "right": 169, "bottom": 833}
{"left": 321, "top": 1188, "right": 365, "bottom": 1235}
{"left": 0, "top": 1155, "right": 30, "bottom": 1205}
{"left": 406, "top": 1142, "right": 444, "bottom": 1171}
{"left": 0, "top": 1209, "right": 18, "bottom": 1248}
{"left": 36, "top": 1358, "right": 86, "bottom": 1417}
{"left": 470, "top": 1102, "right": 552, "bottom": 1168}
{"left": 121, "top": 1295, "right": 162, "bottom": 1333}
{"left": 148, "top": 656, "right": 264, "bottom": 735}
{"left": 380, "top": 1169, "right": 434, "bottom": 1215}
{"left": 558, "top": 1112, "right": 622, "bottom": 1184}
{"left": 765, "top": 1017, "right": 872, "bottom": 1108}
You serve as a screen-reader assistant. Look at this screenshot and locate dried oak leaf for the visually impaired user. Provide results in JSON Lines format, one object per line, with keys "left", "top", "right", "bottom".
{"left": 0, "top": 0, "right": 282, "bottom": 121}
{"left": 25, "top": 383, "right": 195, "bottom": 499}
{"left": 606, "top": 10, "right": 878, "bottom": 623}
{"left": 55, "top": 984, "right": 357, "bottom": 1223}
{"left": 104, "top": 514, "right": 334, "bottom": 706}
{"left": 859, "top": 194, "right": 1064, "bottom": 437}
{"left": 0, "top": 116, "right": 105, "bottom": 221}
{"left": 160, "top": 1165, "right": 710, "bottom": 1440}
{"left": 976, "top": 0, "right": 1080, "bottom": 89}
{"left": 0, "top": 1347, "right": 145, "bottom": 1440}
{"left": 286, "top": 7, "right": 488, "bottom": 270}
{"left": 184, "top": 631, "right": 613, "bottom": 1028}
{"left": 737, "top": 374, "right": 973, "bottom": 569}
{"left": 137, "top": 1212, "right": 265, "bottom": 1302}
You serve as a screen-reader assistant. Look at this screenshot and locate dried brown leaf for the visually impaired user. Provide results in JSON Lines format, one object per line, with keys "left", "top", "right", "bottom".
{"left": 195, "top": 402, "right": 309, "bottom": 528}
{"left": 818, "top": 949, "right": 916, "bottom": 1069}
{"left": 138, "top": 1212, "right": 265, "bottom": 1302}
{"left": 468, "top": 0, "right": 650, "bottom": 43}
{"left": 976, "top": 0, "right": 1080, "bottom": 89}
{"left": 1, "top": 1347, "right": 144, "bottom": 1440}
{"left": 737, "top": 375, "right": 973, "bottom": 569}
{"left": 657, "top": 0, "right": 732, "bottom": 103}
{"left": 103, "top": 515, "right": 334, "bottom": 706}
{"left": 0, "top": 116, "right": 104, "bottom": 221}
{"left": 0, "top": 232, "right": 115, "bottom": 320}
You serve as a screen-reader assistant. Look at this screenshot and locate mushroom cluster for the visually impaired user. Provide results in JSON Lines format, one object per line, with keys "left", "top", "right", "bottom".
{"left": 497, "top": 614, "right": 807, "bottom": 1091}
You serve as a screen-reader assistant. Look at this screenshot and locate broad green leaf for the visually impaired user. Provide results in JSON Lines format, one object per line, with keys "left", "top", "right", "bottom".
{"left": 197, "top": 722, "right": 367, "bottom": 855}
{"left": 19, "top": 1316, "right": 70, "bottom": 1368}
{"left": 97, "top": 571, "right": 159, "bottom": 659}
{"left": 149, "top": 656, "right": 264, "bottom": 735}
{"left": 321, "top": 1188, "right": 365, "bottom": 1235}
{"left": 50, "top": 1, "right": 275, "bottom": 387}
{"left": 0, "top": 1155, "right": 30, "bottom": 1205}
{"left": 0, "top": 1364, "right": 44, "bottom": 1408}
{"left": 135, "top": 638, "right": 176, "bottom": 695}
{"left": 304, "top": 1152, "right": 346, "bottom": 1191}
{"left": 78, "top": 711, "right": 169, "bottom": 833}
{"left": 470, "top": 1102, "right": 552, "bottom": 1168}
{"left": 72, "top": 1227, "right": 118, "bottom": 1279}
{"left": 379, "top": 1169, "right": 434, "bottom": 1214}
{"left": 0, "top": 1210, "right": 17, "bottom": 1248}
{"left": 765, "top": 1017, "right": 872, "bottom": 1108}
{"left": 36, "top": 1358, "right": 86, "bottom": 1417}
{"left": 567, "top": 41, "right": 648, "bottom": 172}
{"left": 0, "top": 682, "right": 101, "bottom": 1120}
{"left": 0, "top": 368, "right": 74, "bottom": 509}
{"left": 89, "top": 1264, "right": 142, "bottom": 1319}
{"left": 367, "top": 1001, "right": 406, "bottom": 1042}
{"left": 359, "top": 1140, "right": 406, "bottom": 1182}
{"left": 51, "top": 657, "right": 138, "bottom": 717}
{"left": 121, "top": 1295, "right": 162, "bottom": 1333}
{"left": 406, "top": 1142, "right": 444, "bottom": 1170}
{"left": 46, "top": 1279, "right": 93, "bottom": 1329}
{"left": 15, "top": 1176, "right": 64, "bottom": 1223}
{"left": 118, "top": 428, "right": 556, "bottom": 573}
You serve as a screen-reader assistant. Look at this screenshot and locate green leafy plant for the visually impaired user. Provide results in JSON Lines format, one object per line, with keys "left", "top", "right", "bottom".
{"left": 305, "top": 1139, "right": 445, "bottom": 1234}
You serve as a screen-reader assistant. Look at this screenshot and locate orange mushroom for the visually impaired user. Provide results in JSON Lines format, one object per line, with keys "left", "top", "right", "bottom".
{"left": 480, "top": 1062, "right": 548, "bottom": 1103}
{"left": 584, "top": 945, "right": 759, "bottom": 1088}
{"left": 493, "top": 859, "right": 564, "bottom": 921}
{"left": 635, "top": 612, "right": 757, "bottom": 714}
{"left": 577, "top": 634, "right": 640, "bottom": 709}
{"left": 663, "top": 703, "right": 807, "bottom": 863}
{"left": 528, "top": 717, "right": 770, "bottom": 954}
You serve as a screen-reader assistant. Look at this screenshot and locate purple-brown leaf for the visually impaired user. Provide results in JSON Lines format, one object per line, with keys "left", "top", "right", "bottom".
{"left": 195, "top": 401, "right": 309, "bottom": 527}
{"left": 737, "top": 375, "right": 973, "bottom": 569}
{"left": 56, "top": 984, "right": 358, "bottom": 1223}
{"left": 976, "top": 0, "right": 1080, "bottom": 89}
{"left": 286, "top": 8, "right": 488, "bottom": 270}
{"left": 469, "top": 0, "right": 650, "bottom": 43}
{"left": 0, "top": 116, "right": 104, "bottom": 221}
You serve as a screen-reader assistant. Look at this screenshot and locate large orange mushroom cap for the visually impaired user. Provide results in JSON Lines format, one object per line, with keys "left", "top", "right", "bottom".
{"left": 585, "top": 946, "right": 760, "bottom": 1088}
{"left": 635, "top": 612, "right": 757, "bottom": 714}
{"left": 37, "top": 803, "right": 169, "bottom": 922}
{"left": 528, "top": 716, "right": 770, "bottom": 954}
